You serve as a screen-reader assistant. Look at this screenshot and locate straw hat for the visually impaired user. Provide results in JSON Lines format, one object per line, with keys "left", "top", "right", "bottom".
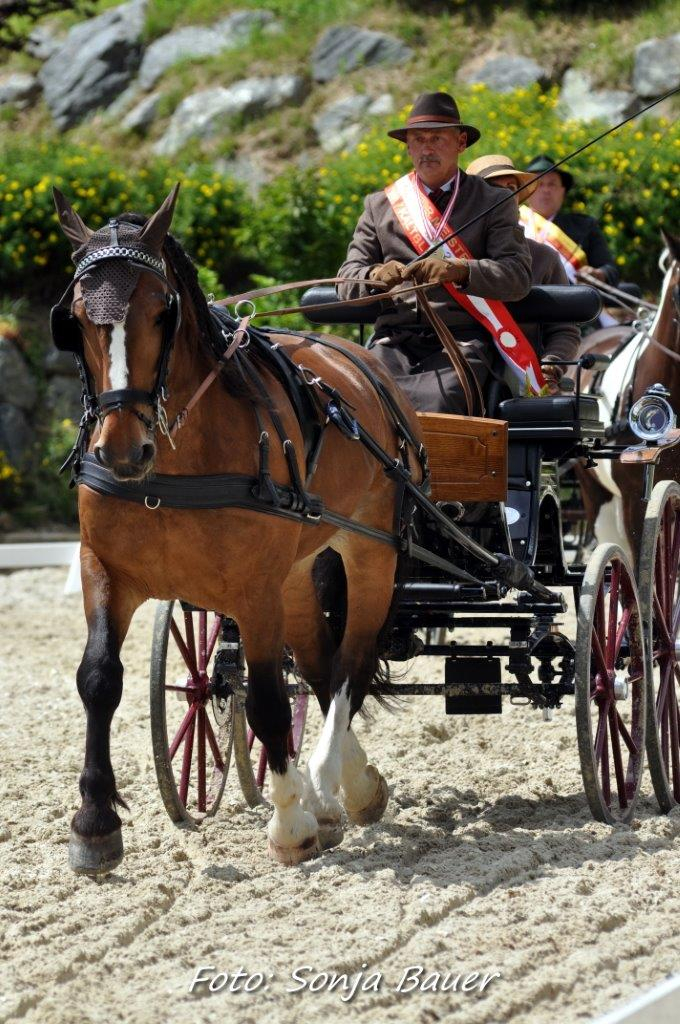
{"left": 465, "top": 153, "right": 540, "bottom": 200}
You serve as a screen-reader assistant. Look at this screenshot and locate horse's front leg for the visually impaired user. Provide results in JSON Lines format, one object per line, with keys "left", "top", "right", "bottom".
{"left": 240, "top": 592, "right": 320, "bottom": 866}
{"left": 69, "top": 546, "right": 141, "bottom": 877}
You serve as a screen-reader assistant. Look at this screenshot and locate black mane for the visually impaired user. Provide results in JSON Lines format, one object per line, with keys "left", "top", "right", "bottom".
{"left": 119, "top": 212, "right": 257, "bottom": 399}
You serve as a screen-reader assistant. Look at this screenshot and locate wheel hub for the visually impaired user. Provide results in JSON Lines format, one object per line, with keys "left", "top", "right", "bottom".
{"left": 613, "top": 672, "right": 629, "bottom": 701}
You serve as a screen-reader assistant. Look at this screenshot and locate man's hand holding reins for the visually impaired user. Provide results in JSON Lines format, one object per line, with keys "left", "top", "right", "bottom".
{"left": 368, "top": 260, "right": 406, "bottom": 289}
{"left": 400, "top": 256, "right": 470, "bottom": 288}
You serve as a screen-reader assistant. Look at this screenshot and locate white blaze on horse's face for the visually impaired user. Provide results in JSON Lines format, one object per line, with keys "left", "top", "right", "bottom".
{"left": 109, "top": 320, "right": 128, "bottom": 391}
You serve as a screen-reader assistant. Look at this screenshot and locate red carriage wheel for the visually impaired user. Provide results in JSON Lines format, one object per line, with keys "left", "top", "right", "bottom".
{"left": 150, "top": 601, "right": 234, "bottom": 826}
{"left": 232, "top": 651, "right": 311, "bottom": 808}
{"left": 639, "top": 480, "right": 680, "bottom": 812}
{"left": 575, "top": 543, "right": 647, "bottom": 824}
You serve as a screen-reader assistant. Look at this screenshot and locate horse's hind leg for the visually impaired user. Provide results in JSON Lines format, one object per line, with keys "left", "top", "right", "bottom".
{"left": 240, "top": 589, "right": 320, "bottom": 866}
{"left": 304, "top": 540, "right": 396, "bottom": 835}
{"left": 70, "top": 549, "right": 141, "bottom": 876}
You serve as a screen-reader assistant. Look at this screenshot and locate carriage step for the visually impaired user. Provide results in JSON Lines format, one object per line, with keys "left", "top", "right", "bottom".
{"left": 444, "top": 657, "right": 502, "bottom": 715}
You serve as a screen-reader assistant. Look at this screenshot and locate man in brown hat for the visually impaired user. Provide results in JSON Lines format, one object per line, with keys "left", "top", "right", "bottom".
{"left": 466, "top": 153, "right": 580, "bottom": 393}
{"left": 336, "top": 92, "right": 539, "bottom": 413}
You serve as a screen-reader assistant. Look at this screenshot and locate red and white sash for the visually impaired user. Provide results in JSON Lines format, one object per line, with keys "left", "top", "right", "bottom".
{"left": 385, "top": 172, "right": 545, "bottom": 395}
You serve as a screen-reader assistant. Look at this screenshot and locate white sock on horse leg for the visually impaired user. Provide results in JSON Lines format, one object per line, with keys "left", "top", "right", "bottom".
{"left": 268, "top": 763, "right": 318, "bottom": 849}
{"left": 303, "top": 680, "right": 351, "bottom": 820}
{"left": 340, "top": 726, "right": 380, "bottom": 811}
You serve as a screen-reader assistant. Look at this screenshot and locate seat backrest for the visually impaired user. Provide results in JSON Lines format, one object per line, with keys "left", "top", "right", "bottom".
{"left": 301, "top": 284, "right": 602, "bottom": 327}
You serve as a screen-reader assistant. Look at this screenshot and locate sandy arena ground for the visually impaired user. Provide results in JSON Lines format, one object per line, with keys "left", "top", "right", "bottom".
{"left": 1, "top": 566, "right": 680, "bottom": 1024}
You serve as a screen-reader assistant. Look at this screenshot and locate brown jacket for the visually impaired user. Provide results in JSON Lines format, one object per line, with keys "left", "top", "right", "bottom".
{"left": 337, "top": 171, "right": 532, "bottom": 337}
{"left": 523, "top": 238, "right": 580, "bottom": 362}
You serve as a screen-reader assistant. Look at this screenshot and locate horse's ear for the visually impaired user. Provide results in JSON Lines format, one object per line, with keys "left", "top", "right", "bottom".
{"left": 53, "top": 187, "right": 94, "bottom": 249}
{"left": 661, "top": 228, "right": 680, "bottom": 262}
{"left": 138, "top": 182, "right": 180, "bottom": 251}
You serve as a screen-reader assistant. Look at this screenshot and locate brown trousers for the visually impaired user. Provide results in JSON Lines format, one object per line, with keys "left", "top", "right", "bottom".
{"left": 370, "top": 329, "right": 490, "bottom": 415}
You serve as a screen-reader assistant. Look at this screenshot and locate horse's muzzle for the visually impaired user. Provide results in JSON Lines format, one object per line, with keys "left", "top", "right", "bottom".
{"left": 94, "top": 441, "right": 155, "bottom": 481}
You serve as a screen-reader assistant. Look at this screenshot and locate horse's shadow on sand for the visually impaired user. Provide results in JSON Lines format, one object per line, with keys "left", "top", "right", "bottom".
{"left": 204, "top": 786, "right": 680, "bottom": 898}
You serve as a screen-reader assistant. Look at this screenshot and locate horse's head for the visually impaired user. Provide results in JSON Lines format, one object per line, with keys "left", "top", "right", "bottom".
{"left": 52, "top": 185, "right": 181, "bottom": 481}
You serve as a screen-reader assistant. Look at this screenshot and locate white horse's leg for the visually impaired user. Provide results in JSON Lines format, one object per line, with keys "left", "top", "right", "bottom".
{"left": 594, "top": 495, "right": 632, "bottom": 562}
{"left": 340, "top": 725, "right": 389, "bottom": 825}
{"left": 302, "top": 681, "right": 350, "bottom": 847}
{"left": 267, "top": 762, "right": 320, "bottom": 866}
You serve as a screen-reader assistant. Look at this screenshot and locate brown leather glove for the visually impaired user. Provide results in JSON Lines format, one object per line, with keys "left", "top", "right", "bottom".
{"left": 577, "top": 265, "right": 606, "bottom": 283}
{"left": 368, "top": 260, "right": 406, "bottom": 289}
{"left": 400, "top": 256, "right": 470, "bottom": 287}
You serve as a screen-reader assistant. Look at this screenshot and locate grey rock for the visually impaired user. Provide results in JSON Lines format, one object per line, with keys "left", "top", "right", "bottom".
{"left": 0, "top": 404, "right": 33, "bottom": 467}
{"left": 26, "top": 24, "right": 63, "bottom": 61}
{"left": 367, "top": 93, "right": 394, "bottom": 116}
{"left": 154, "top": 76, "right": 308, "bottom": 156}
{"left": 0, "top": 338, "right": 37, "bottom": 411}
{"left": 558, "top": 68, "right": 638, "bottom": 124}
{"left": 0, "top": 73, "right": 41, "bottom": 110}
{"left": 311, "top": 25, "right": 412, "bottom": 83}
{"left": 122, "top": 91, "right": 162, "bottom": 132}
{"left": 39, "top": 0, "right": 147, "bottom": 129}
{"left": 633, "top": 34, "right": 680, "bottom": 98}
{"left": 463, "top": 55, "right": 549, "bottom": 93}
{"left": 313, "top": 92, "right": 395, "bottom": 152}
{"left": 46, "top": 376, "right": 83, "bottom": 422}
{"left": 139, "top": 10, "right": 279, "bottom": 90}
{"left": 45, "top": 348, "right": 80, "bottom": 378}
{"left": 213, "top": 155, "right": 268, "bottom": 197}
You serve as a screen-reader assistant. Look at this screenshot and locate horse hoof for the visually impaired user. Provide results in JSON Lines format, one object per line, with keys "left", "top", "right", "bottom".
{"left": 317, "top": 817, "right": 344, "bottom": 849}
{"left": 267, "top": 833, "right": 321, "bottom": 866}
{"left": 345, "top": 768, "right": 389, "bottom": 825}
{"left": 69, "top": 828, "right": 123, "bottom": 877}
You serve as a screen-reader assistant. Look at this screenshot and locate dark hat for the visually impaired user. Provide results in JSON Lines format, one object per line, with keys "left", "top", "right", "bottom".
{"left": 387, "top": 92, "right": 481, "bottom": 146}
{"left": 526, "top": 154, "right": 574, "bottom": 191}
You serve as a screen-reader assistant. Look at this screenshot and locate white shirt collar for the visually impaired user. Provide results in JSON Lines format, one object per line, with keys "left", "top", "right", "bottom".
{"left": 424, "top": 174, "right": 457, "bottom": 194}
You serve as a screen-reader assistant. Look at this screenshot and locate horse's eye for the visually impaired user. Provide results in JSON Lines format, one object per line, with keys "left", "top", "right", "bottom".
{"left": 154, "top": 312, "right": 166, "bottom": 327}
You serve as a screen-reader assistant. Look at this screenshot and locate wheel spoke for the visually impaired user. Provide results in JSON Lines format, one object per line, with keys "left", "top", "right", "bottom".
{"left": 184, "top": 611, "right": 198, "bottom": 676}
{"left": 197, "top": 707, "right": 206, "bottom": 813}
{"left": 170, "top": 618, "right": 199, "bottom": 680}
{"left": 653, "top": 592, "right": 674, "bottom": 650}
{"left": 204, "top": 713, "right": 225, "bottom": 772}
{"left": 178, "top": 714, "right": 196, "bottom": 806}
{"left": 601, "top": 723, "right": 611, "bottom": 807}
{"left": 616, "top": 711, "right": 639, "bottom": 756}
{"left": 594, "top": 701, "right": 609, "bottom": 763}
{"left": 668, "top": 676, "right": 680, "bottom": 799}
{"left": 613, "top": 606, "right": 632, "bottom": 662}
{"left": 168, "top": 702, "right": 197, "bottom": 761}
{"left": 591, "top": 631, "right": 609, "bottom": 682}
{"left": 206, "top": 615, "right": 222, "bottom": 663}
{"left": 608, "top": 704, "right": 628, "bottom": 809}
{"left": 198, "top": 610, "right": 207, "bottom": 673}
{"left": 606, "top": 562, "right": 621, "bottom": 665}
{"left": 657, "top": 659, "right": 673, "bottom": 717}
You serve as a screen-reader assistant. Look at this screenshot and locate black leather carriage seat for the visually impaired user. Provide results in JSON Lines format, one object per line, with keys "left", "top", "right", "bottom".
{"left": 498, "top": 395, "right": 605, "bottom": 439}
{"left": 300, "top": 284, "right": 602, "bottom": 327}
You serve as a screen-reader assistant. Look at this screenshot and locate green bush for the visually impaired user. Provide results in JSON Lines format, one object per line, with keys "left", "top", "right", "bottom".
{"left": 240, "top": 84, "right": 680, "bottom": 290}
{"left": 0, "top": 138, "right": 252, "bottom": 288}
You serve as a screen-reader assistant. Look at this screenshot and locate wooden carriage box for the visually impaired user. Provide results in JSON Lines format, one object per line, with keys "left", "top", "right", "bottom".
{"left": 416, "top": 412, "right": 508, "bottom": 503}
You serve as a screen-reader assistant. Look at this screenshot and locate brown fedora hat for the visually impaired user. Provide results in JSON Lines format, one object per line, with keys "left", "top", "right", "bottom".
{"left": 466, "top": 153, "right": 539, "bottom": 200}
{"left": 387, "top": 92, "right": 481, "bottom": 146}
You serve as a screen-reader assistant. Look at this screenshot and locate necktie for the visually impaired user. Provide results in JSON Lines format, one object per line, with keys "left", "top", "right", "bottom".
{"left": 429, "top": 188, "right": 449, "bottom": 213}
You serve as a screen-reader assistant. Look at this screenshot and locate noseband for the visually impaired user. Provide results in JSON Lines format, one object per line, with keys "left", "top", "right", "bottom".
{"left": 50, "top": 231, "right": 182, "bottom": 475}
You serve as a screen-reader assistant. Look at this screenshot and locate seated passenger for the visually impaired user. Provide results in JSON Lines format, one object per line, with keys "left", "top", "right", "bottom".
{"left": 521, "top": 154, "right": 619, "bottom": 287}
{"left": 336, "top": 91, "right": 544, "bottom": 414}
{"left": 466, "top": 154, "right": 580, "bottom": 394}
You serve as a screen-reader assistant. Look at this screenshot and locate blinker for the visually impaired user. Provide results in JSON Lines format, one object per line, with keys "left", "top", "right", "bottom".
{"left": 50, "top": 304, "right": 83, "bottom": 354}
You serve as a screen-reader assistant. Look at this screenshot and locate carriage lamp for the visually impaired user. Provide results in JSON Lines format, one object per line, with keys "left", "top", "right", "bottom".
{"left": 628, "top": 383, "right": 676, "bottom": 443}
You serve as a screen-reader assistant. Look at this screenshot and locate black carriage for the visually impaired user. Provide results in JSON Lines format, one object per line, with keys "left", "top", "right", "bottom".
{"left": 150, "top": 283, "right": 680, "bottom": 828}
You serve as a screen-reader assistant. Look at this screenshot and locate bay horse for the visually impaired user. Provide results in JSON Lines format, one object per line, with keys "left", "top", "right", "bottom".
{"left": 574, "top": 230, "right": 680, "bottom": 561}
{"left": 52, "top": 185, "right": 425, "bottom": 875}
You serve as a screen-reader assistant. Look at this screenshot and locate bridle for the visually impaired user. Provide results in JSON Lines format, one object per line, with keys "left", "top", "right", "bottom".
{"left": 50, "top": 231, "right": 182, "bottom": 469}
